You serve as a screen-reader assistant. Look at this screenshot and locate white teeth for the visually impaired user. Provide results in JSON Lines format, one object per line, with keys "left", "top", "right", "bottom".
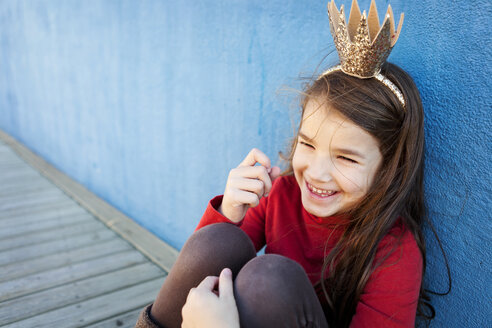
{"left": 308, "top": 184, "right": 335, "bottom": 196}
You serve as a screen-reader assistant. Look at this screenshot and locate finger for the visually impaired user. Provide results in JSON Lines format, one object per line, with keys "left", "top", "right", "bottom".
{"left": 269, "top": 166, "right": 282, "bottom": 182}
{"left": 232, "top": 190, "right": 260, "bottom": 208}
{"left": 181, "top": 304, "right": 192, "bottom": 328}
{"left": 265, "top": 166, "right": 281, "bottom": 196}
{"left": 218, "top": 268, "right": 235, "bottom": 300}
{"left": 229, "top": 177, "right": 265, "bottom": 198}
{"left": 185, "top": 287, "right": 196, "bottom": 303}
{"left": 231, "top": 166, "right": 272, "bottom": 194}
{"left": 238, "top": 148, "right": 271, "bottom": 170}
{"left": 196, "top": 276, "right": 219, "bottom": 291}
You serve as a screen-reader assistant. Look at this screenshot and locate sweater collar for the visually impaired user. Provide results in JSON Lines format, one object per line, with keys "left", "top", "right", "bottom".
{"left": 302, "top": 205, "right": 351, "bottom": 226}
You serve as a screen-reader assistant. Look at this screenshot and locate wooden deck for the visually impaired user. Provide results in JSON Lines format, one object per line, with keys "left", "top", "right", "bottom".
{"left": 0, "top": 130, "right": 179, "bottom": 327}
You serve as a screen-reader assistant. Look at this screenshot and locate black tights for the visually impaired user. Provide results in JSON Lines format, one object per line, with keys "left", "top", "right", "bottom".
{"left": 150, "top": 223, "right": 328, "bottom": 328}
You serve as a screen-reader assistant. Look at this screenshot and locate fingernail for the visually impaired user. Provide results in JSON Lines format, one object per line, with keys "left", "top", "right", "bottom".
{"left": 223, "top": 268, "right": 232, "bottom": 277}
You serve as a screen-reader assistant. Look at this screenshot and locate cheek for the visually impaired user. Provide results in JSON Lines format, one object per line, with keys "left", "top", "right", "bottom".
{"left": 291, "top": 149, "right": 307, "bottom": 184}
{"left": 366, "top": 162, "right": 381, "bottom": 188}
{"left": 291, "top": 149, "right": 303, "bottom": 171}
{"left": 336, "top": 169, "right": 372, "bottom": 195}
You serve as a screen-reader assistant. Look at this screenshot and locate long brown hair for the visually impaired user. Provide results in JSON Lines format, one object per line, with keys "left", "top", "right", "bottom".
{"left": 283, "top": 62, "right": 435, "bottom": 327}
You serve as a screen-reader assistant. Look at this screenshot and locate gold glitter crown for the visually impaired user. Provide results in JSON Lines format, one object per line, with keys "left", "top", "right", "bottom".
{"left": 327, "top": 0, "right": 404, "bottom": 79}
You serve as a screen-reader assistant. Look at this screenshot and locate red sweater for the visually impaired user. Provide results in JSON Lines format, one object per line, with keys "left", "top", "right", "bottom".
{"left": 197, "top": 175, "right": 422, "bottom": 327}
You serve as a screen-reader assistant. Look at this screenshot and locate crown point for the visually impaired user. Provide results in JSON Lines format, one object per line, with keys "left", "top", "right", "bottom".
{"left": 367, "top": 0, "right": 380, "bottom": 41}
{"left": 328, "top": 0, "right": 337, "bottom": 13}
{"left": 348, "top": 0, "right": 362, "bottom": 41}
{"left": 350, "top": 0, "right": 361, "bottom": 14}
{"left": 386, "top": 5, "right": 395, "bottom": 27}
{"left": 392, "top": 12, "right": 404, "bottom": 46}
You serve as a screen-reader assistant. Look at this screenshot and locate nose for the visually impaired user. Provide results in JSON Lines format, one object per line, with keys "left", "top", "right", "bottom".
{"left": 306, "top": 154, "right": 333, "bottom": 183}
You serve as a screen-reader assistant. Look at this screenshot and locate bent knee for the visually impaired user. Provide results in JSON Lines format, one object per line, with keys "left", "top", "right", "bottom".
{"left": 234, "top": 255, "right": 321, "bottom": 327}
{"left": 235, "top": 254, "right": 309, "bottom": 296}
{"left": 178, "top": 223, "right": 256, "bottom": 275}
{"left": 186, "top": 223, "right": 254, "bottom": 253}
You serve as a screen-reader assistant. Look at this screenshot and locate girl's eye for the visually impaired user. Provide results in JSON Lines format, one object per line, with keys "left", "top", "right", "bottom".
{"left": 299, "top": 141, "right": 314, "bottom": 149}
{"left": 338, "top": 156, "right": 358, "bottom": 164}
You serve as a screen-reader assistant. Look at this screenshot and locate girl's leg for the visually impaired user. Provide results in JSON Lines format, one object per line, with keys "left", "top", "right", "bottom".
{"left": 150, "top": 223, "right": 256, "bottom": 328}
{"left": 234, "top": 254, "right": 329, "bottom": 328}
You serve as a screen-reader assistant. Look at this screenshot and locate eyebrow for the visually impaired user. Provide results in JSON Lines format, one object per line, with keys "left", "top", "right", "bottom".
{"left": 298, "top": 131, "right": 366, "bottom": 159}
{"left": 298, "top": 131, "right": 315, "bottom": 143}
{"left": 333, "top": 147, "right": 366, "bottom": 159}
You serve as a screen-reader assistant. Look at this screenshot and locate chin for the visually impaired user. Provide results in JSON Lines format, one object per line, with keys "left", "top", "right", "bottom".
{"left": 307, "top": 208, "right": 337, "bottom": 218}
{"left": 301, "top": 194, "right": 339, "bottom": 218}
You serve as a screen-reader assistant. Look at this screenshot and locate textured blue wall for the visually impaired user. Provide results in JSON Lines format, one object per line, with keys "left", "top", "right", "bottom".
{"left": 0, "top": 1, "right": 490, "bottom": 326}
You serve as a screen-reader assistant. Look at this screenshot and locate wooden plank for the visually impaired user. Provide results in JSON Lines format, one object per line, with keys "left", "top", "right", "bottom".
{"left": 0, "top": 167, "right": 48, "bottom": 180}
{"left": 0, "top": 160, "right": 31, "bottom": 168}
{"left": 0, "top": 155, "right": 23, "bottom": 164}
{"left": 0, "top": 129, "right": 179, "bottom": 272}
{"left": 0, "top": 195, "right": 71, "bottom": 214}
{"left": 0, "top": 147, "right": 19, "bottom": 153}
{"left": 0, "top": 238, "right": 133, "bottom": 281}
{"left": 0, "top": 229, "right": 117, "bottom": 268}
{"left": 84, "top": 309, "right": 142, "bottom": 328}
{"left": 0, "top": 169, "right": 48, "bottom": 182}
{"left": 0, "top": 190, "right": 70, "bottom": 213}
{"left": 1, "top": 213, "right": 87, "bottom": 234}
{"left": 0, "top": 184, "right": 55, "bottom": 199}
{"left": 0, "top": 172, "right": 42, "bottom": 186}
{"left": 0, "top": 179, "right": 51, "bottom": 193}
{"left": 0, "top": 144, "right": 17, "bottom": 152}
{"left": 0, "top": 156, "right": 27, "bottom": 162}
{"left": 0, "top": 179, "right": 53, "bottom": 194}
{"left": 0, "top": 152, "right": 27, "bottom": 160}
{"left": 0, "top": 263, "right": 165, "bottom": 326}
{"left": 0, "top": 165, "right": 34, "bottom": 174}
{"left": 0, "top": 205, "right": 86, "bottom": 228}
{"left": 0, "top": 212, "right": 92, "bottom": 239}
{"left": 0, "top": 146, "right": 18, "bottom": 153}
{"left": 0, "top": 191, "right": 71, "bottom": 212}
{"left": 3, "top": 277, "right": 164, "bottom": 328}
{"left": 0, "top": 198, "right": 77, "bottom": 219}
{"left": 0, "top": 249, "right": 147, "bottom": 302}
{"left": 0, "top": 159, "right": 39, "bottom": 173}
{"left": 0, "top": 167, "right": 34, "bottom": 177}
{"left": 0, "top": 184, "right": 62, "bottom": 201}
{"left": 0, "top": 161, "right": 25, "bottom": 167}
{"left": 0, "top": 220, "right": 105, "bottom": 251}
{"left": 0, "top": 166, "right": 36, "bottom": 178}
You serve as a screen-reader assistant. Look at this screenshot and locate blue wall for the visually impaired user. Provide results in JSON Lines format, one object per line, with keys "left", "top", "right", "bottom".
{"left": 0, "top": 1, "right": 490, "bottom": 326}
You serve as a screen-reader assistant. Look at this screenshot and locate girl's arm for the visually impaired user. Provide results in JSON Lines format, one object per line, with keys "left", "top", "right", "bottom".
{"left": 350, "top": 228, "right": 423, "bottom": 327}
{"left": 181, "top": 268, "right": 240, "bottom": 328}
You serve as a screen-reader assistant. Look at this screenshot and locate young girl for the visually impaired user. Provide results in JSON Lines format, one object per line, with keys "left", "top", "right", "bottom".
{"left": 136, "top": 1, "right": 433, "bottom": 327}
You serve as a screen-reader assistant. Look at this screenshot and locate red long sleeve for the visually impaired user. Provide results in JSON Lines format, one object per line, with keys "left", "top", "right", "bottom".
{"left": 197, "top": 175, "right": 422, "bottom": 327}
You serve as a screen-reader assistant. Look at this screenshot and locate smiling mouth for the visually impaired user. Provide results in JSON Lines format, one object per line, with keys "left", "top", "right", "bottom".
{"left": 307, "top": 182, "right": 338, "bottom": 198}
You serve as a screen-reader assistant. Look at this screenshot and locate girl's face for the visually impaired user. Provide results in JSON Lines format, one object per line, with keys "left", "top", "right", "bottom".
{"left": 292, "top": 98, "right": 383, "bottom": 218}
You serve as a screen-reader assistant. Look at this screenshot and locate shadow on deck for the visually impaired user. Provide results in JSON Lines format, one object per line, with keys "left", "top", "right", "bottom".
{"left": 0, "top": 129, "right": 178, "bottom": 327}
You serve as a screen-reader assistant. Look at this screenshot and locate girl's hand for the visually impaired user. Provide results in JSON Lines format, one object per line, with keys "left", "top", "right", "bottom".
{"left": 181, "top": 268, "right": 240, "bottom": 328}
{"left": 219, "top": 148, "right": 281, "bottom": 223}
